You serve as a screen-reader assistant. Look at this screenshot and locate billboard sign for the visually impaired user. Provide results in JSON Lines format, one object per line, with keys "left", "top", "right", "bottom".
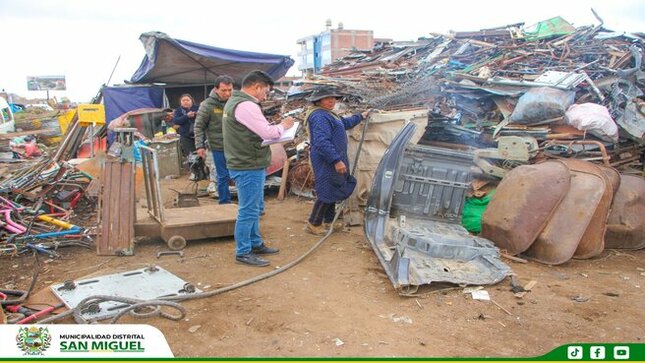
{"left": 27, "top": 75, "right": 66, "bottom": 91}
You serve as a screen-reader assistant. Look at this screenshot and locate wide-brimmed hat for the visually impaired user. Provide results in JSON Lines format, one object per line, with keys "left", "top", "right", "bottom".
{"left": 306, "top": 87, "right": 343, "bottom": 102}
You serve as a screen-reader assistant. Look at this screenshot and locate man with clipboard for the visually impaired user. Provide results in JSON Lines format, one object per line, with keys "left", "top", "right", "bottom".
{"left": 222, "top": 70, "right": 295, "bottom": 267}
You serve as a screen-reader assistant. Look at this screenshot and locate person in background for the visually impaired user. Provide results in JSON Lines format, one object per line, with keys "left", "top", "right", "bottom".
{"left": 222, "top": 70, "right": 295, "bottom": 267}
{"left": 172, "top": 94, "right": 198, "bottom": 156}
{"left": 303, "top": 87, "right": 371, "bottom": 236}
{"left": 194, "top": 75, "right": 235, "bottom": 204}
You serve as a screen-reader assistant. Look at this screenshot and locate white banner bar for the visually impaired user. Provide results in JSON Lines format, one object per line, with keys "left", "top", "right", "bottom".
{"left": 0, "top": 324, "right": 173, "bottom": 358}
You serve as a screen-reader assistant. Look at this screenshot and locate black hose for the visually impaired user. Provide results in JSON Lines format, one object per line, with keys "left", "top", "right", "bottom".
{"left": 1, "top": 253, "right": 40, "bottom": 306}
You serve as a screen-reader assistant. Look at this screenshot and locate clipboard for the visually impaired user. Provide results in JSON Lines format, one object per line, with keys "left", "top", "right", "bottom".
{"left": 261, "top": 121, "right": 300, "bottom": 146}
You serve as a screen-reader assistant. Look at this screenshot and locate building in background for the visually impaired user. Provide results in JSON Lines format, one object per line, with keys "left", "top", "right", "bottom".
{"left": 297, "top": 20, "right": 374, "bottom": 74}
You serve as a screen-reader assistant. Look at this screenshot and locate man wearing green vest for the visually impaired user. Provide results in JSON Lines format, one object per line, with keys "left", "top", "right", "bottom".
{"left": 194, "top": 75, "right": 235, "bottom": 204}
{"left": 223, "top": 70, "right": 295, "bottom": 267}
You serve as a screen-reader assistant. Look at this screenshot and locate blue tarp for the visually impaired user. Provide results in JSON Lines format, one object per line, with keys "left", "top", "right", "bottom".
{"left": 102, "top": 85, "right": 164, "bottom": 122}
{"left": 9, "top": 103, "right": 24, "bottom": 113}
{"left": 130, "top": 32, "right": 295, "bottom": 84}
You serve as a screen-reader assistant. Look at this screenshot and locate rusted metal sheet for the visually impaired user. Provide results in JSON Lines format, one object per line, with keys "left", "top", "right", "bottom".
{"left": 563, "top": 160, "right": 613, "bottom": 260}
{"left": 605, "top": 175, "right": 645, "bottom": 250}
{"left": 598, "top": 165, "right": 621, "bottom": 195}
{"left": 526, "top": 160, "right": 607, "bottom": 264}
{"left": 97, "top": 159, "right": 135, "bottom": 256}
{"left": 481, "top": 161, "right": 570, "bottom": 255}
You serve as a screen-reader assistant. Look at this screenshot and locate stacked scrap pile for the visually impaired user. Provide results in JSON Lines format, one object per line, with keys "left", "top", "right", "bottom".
{"left": 298, "top": 16, "right": 643, "bottom": 170}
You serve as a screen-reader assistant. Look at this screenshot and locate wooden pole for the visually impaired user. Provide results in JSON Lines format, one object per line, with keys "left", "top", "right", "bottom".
{"left": 277, "top": 159, "right": 290, "bottom": 201}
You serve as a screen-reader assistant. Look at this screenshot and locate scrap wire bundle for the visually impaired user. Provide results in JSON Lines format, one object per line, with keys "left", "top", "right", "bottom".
{"left": 0, "top": 167, "right": 96, "bottom": 257}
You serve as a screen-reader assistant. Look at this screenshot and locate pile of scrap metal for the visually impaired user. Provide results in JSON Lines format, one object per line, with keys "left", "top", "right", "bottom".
{"left": 298, "top": 14, "right": 643, "bottom": 172}
{"left": 0, "top": 113, "right": 99, "bottom": 258}
{"left": 481, "top": 159, "right": 644, "bottom": 265}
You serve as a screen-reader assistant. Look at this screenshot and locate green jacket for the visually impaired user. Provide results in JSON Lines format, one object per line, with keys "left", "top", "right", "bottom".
{"left": 222, "top": 90, "right": 271, "bottom": 170}
{"left": 194, "top": 89, "right": 227, "bottom": 151}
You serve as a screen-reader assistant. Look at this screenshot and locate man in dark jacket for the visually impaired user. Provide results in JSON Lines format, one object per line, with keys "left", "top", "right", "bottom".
{"left": 222, "top": 70, "right": 294, "bottom": 267}
{"left": 195, "top": 75, "right": 234, "bottom": 204}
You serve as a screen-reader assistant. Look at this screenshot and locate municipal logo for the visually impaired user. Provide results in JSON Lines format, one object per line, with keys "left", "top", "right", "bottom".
{"left": 16, "top": 326, "right": 52, "bottom": 356}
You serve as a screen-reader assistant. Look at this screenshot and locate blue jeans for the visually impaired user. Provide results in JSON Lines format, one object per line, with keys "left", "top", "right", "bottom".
{"left": 230, "top": 168, "right": 265, "bottom": 256}
{"left": 212, "top": 150, "right": 231, "bottom": 204}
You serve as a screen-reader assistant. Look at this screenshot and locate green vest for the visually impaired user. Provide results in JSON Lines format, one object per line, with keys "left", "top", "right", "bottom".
{"left": 222, "top": 90, "right": 271, "bottom": 170}
{"left": 194, "top": 90, "right": 226, "bottom": 151}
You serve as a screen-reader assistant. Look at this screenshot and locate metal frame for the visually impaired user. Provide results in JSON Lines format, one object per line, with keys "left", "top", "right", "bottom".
{"left": 139, "top": 145, "right": 165, "bottom": 222}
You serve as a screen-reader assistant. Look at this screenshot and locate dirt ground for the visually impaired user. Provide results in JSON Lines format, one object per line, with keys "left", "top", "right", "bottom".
{"left": 1, "top": 180, "right": 643, "bottom": 358}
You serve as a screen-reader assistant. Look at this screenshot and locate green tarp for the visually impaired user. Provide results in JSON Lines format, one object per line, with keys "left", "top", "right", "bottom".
{"left": 462, "top": 191, "right": 496, "bottom": 234}
{"left": 523, "top": 17, "right": 575, "bottom": 41}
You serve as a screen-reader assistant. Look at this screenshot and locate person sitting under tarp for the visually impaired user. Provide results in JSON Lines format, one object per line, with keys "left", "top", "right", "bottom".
{"left": 172, "top": 94, "right": 198, "bottom": 157}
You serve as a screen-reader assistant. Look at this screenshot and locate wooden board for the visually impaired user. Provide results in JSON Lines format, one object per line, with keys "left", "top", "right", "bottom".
{"left": 162, "top": 204, "right": 238, "bottom": 228}
{"left": 160, "top": 204, "right": 237, "bottom": 241}
{"left": 97, "top": 159, "right": 136, "bottom": 255}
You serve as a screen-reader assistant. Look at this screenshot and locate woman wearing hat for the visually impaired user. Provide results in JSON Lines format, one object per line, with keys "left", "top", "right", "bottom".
{"left": 304, "top": 87, "right": 370, "bottom": 235}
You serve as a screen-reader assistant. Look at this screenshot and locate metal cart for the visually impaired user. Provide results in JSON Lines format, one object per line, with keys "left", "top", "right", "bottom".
{"left": 136, "top": 144, "right": 237, "bottom": 250}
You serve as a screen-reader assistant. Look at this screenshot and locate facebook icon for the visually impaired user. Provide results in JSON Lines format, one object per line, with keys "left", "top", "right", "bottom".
{"left": 590, "top": 346, "right": 606, "bottom": 359}
{"left": 568, "top": 346, "right": 584, "bottom": 360}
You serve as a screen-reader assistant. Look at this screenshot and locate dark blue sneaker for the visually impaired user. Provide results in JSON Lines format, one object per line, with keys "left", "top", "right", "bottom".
{"left": 235, "top": 253, "right": 269, "bottom": 267}
{"left": 252, "top": 245, "right": 279, "bottom": 255}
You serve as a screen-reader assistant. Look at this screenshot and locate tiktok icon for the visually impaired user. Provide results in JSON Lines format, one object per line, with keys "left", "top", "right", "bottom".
{"left": 568, "top": 346, "right": 584, "bottom": 360}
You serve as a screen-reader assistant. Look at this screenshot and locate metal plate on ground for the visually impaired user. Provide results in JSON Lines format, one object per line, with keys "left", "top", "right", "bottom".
{"left": 390, "top": 220, "right": 511, "bottom": 289}
{"left": 50, "top": 266, "right": 200, "bottom": 322}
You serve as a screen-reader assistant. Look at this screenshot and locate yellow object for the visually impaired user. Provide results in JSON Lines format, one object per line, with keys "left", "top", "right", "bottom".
{"left": 77, "top": 104, "right": 105, "bottom": 126}
{"left": 57, "top": 109, "right": 76, "bottom": 134}
{"left": 153, "top": 128, "right": 177, "bottom": 138}
{"left": 37, "top": 215, "right": 74, "bottom": 230}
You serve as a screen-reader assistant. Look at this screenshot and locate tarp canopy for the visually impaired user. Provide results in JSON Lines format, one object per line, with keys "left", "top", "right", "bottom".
{"left": 130, "top": 32, "right": 295, "bottom": 85}
{"left": 102, "top": 85, "right": 165, "bottom": 122}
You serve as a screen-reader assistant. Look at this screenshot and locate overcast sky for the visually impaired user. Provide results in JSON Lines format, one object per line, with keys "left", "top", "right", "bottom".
{"left": 1, "top": 0, "right": 643, "bottom": 102}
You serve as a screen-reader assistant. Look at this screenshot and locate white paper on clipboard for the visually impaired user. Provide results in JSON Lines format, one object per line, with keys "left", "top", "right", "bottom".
{"left": 261, "top": 121, "right": 300, "bottom": 146}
